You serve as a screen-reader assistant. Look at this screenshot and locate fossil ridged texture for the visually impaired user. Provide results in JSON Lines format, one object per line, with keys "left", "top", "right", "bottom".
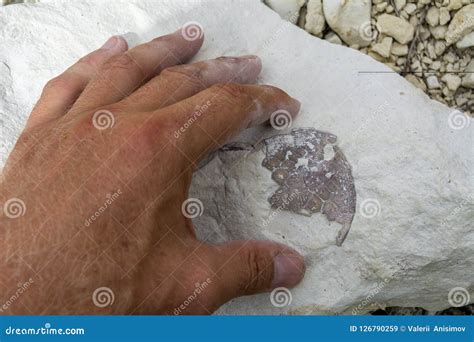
{"left": 262, "top": 129, "right": 356, "bottom": 245}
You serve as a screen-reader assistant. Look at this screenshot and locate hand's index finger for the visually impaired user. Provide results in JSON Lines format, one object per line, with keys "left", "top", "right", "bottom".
{"left": 160, "top": 83, "right": 301, "bottom": 165}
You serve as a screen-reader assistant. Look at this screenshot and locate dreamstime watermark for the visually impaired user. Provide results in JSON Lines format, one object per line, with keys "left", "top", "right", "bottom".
{"left": 260, "top": 12, "right": 299, "bottom": 51}
{"left": 447, "top": 109, "right": 471, "bottom": 130}
{"left": 3, "top": 197, "right": 26, "bottom": 219}
{"left": 448, "top": 287, "right": 470, "bottom": 308}
{"left": 270, "top": 287, "right": 292, "bottom": 308}
{"left": 270, "top": 109, "right": 292, "bottom": 130}
{"left": 181, "top": 21, "right": 204, "bottom": 41}
{"left": 181, "top": 198, "right": 204, "bottom": 219}
{"left": 174, "top": 278, "right": 212, "bottom": 315}
{"left": 0, "top": 278, "right": 34, "bottom": 313}
{"left": 84, "top": 189, "right": 122, "bottom": 227}
{"left": 359, "top": 198, "right": 381, "bottom": 218}
{"left": 352, "top": 260, "right": 412, "bottom": 314}
{"left": 174, "top": 100, "right": 212, "bottom": 138}
{"left": 92, "top": 287, "right": 115, "bottom": 308}
{"left": 440, "top": 193, "right": 473, "bottom": 227}
{"left": 359, "top": 20, "right": 381, "bottom": 42}
{"left": 5, "top": 323, "right": 85, "bottom": 336}
{"left": 261, "top": 189, "right": 299, "bottom": 227}
{"left": 92, "top": 109, "right": 115, "bottom": 130}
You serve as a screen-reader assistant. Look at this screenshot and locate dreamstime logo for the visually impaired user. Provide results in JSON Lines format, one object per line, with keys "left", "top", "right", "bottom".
{"left": 448, "top": 110, "right": 470, "bottom": 130}
{"left": 84, "top": 189, "right": 122, "bottom": 227}
{"left": 174, "top": 100, "right": 212, "bottom": 138}
{"left": 3, "top": 198, "right": 26, "bottom": 219}
{"left": 92, "top": 110, "right": 115, "bottom": 130}
{"left": 262, "top": 189, "right": 299, "bottom": 227}
{"left": 359, "top": 21, "right": 380, "bottom": 42}
{"left": 181, "top": 198, "right": 204, "bottom": 218}
{"left": 270, "top": 109, "right": 292, "bottom": 130}
{"left": 174, "top": 278, "right": 212, "bottom": 315}
{"left": 359, "top": 198, "right": 381, "bottom": 218}
{"left": 440, "top": 193, "right": 473, "bottom": 228}
{"left": 0, "top": 278, "right": 34, "bottom": 313}
{"left": 270, "top": 287, "right": 292, "bottom": 307}
{"left": 181, "top": 21, "right": 204, "bottom": 41}
{"left": 448, "top": 287, "right": 470, "bottom": 307}
{"left": 92, "top": 287, "right": 115, "bottom": 308}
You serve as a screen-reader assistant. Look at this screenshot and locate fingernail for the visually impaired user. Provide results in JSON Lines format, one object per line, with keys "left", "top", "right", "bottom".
{"left": 272, "top": 251, "right": 305, "bottom": 288}
{"left": 101, "top": 36, "right": 119, "bottom": 50}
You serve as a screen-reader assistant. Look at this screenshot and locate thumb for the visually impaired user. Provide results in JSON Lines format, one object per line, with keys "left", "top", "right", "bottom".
{"left": 208, "top": 240, "right": 305, "bottom": 305}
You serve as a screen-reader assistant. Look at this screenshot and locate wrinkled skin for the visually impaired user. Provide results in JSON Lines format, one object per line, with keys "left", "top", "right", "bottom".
{"left": 0, "top": 29, "right": 304, "bottom": 314}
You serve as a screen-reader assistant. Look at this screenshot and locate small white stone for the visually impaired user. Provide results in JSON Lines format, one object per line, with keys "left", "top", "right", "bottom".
{"left": 439, "top": 7, "right": 451, "bottom": 25}
{"left": 447, "top": 0, "right": 463, "bottom": 11}
{"left": 405, "top": 74, "right": 427, "bottom": 91}
{"left": 372, "top": 37, "right": 393, "bottom": 58}
{"left": 431, "top": 61, "right": 442, "bottom": 70}
{"left": 441, "top": 74, "right": 462, "bottom": 91}
{"left": 434, "top": 40, "right": 447, "bottom": 55}
{"left": 404, "top": 3, "right": 417, "bottom": 14}
{"left": 394, "top": 0, "right": 406, "bottom": 11}
{"left": 456, "top": 31, "right": 474, "bottom": 49}
{"left": 461, "top": 60, "right": 474, "bottom": 89}
{"left": 324, "top": 31, "right": 342, "bottom": 45}
{"left": 305, "top": 0, "right": 326, "bottom": 37}
{"left": 430, "top": 25, "right": 448, "bottom": 39}
{"left": 426, "top": 7, "right": 440, "bottom": 27}
{"left": 446, "top": 4, "right": 474, "bottom": 44}
{"left": 391, "top": 42, "right": 409, "bottom": 56}
{"left": 322, "top": 0, "right": 372, "bottom": 47}
{"left": 377, "top": 14, "right": 415, "bottom": 44}
{"left": 426, "top": 75, "right": 441, "bottom": 89}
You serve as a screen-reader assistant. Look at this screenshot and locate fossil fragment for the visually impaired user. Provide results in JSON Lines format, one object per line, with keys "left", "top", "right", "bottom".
{"left": 262, "top": 128, "right": 356, "bottom": 246}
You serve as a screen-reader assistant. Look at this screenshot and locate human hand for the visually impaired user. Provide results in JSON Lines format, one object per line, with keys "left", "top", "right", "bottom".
{"left": 0, "top": 28, "right": 304, "bottom": 314}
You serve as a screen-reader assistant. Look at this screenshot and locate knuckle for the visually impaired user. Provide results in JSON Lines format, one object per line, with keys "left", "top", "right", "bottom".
{"left": 77, "top": 50, "right": 107, "bottom": 69}
{"left": 209, "top": 83, "right": 251, "bottom": 106}
{"left": 42, "top": 74, "right": 80, "bottom": 96}
{"left": 244, "top": 249, "right": 272, "bottom": 294}
{"left": 161, "top": 65, "right": 204, "bottom": 87}
{"left": 101, "top": 53, "right": 137, "bottom": 74}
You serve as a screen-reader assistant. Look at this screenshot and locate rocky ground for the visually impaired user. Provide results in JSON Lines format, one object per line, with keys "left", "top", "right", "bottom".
{"left": 265, "top": 0, "right": 473, "bottom": 115}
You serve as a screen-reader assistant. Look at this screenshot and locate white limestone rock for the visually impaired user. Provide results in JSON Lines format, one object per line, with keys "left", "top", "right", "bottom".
{"left": 304, "top": 0, "right": 325, "bottom": 37}
{"left": 372, "top": 37, "right": 392, "bottom": 58}
{"left": 0, "top": 0, "right": 473, "bottom": 315}
{"left": 377, "top": 14, "right": 415, "bottom": 44}
{"left": 445, "top": 4, "right": 474, "bottom": 44}
{"left": 456, "top": 31, "right": 474, "bottom": 49}
{"left": 322, "top": 0, "right": 372, "bottom": 47}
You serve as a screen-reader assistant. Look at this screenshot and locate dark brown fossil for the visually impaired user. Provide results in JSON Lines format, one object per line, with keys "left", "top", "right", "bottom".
{"left": 262, "top": 128, "right": 356, "bottom": 246}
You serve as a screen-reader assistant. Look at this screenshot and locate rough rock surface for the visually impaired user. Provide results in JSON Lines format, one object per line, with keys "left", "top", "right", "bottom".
{"left": 322, "top": 0, "right": 372, "bottom": 47}
{"left": 267, "top": 0, "right": 474, "bottom": 115}
{"left": 0, "top": 0, "right": 473, "bottom": 315}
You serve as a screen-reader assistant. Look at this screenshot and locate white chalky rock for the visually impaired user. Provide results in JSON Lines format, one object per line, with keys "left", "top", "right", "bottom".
{"left": 371, "top": 37, "right": 393, "bottom": 58}
{"left": 0, "top": 0, "right": 473, "bottom": 315}
{"left": 456, "top": 31, "right": 474, "bottom": 49}
{"left": 426, "top": 7, "right": 440, "bottom": 27}
{"left": 304, "top": 0, "right": 325, "bottom": 37}
{"left": 377, "top": 14, "right": 415, "bottom": 44}
{"left": 322, "top": 0, "right": 372, "bottom": 47}
{"left": 445, "top": 4, "right": 474, "bottom": 44}
{"left": 441, "top": 74, "right": 462, "bottom": 92}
